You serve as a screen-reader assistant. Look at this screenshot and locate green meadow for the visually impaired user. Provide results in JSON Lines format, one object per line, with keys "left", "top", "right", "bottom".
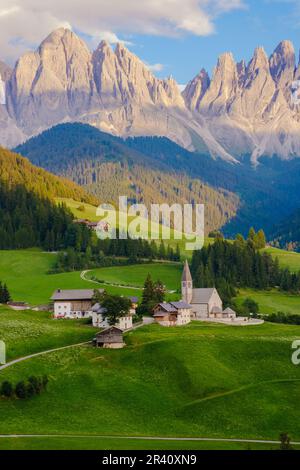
{"left": 236, "top": 289, "right": 300, "bottom": 315}
{"left": 0, "top": 250, "right": 180, "bottom": 305}
{"left": 0, "top": 321, "right": 300, "bottom": 447}
{"left": 264, "top": 247, "right": 300, "bottom": 273}
{"left": 0, "top": 308, "right": 94, "bottom": 361}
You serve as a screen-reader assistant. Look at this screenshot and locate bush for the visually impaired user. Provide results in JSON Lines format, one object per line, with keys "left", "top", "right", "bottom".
{"left": 1, "top": 375, "right": 49, "bottom": 400}
{"left": 266, "top": 312, "right": 300, "bottom": 325}
{"left": 1, "top": 381, "right": 13, "bottom": 398}
{"left": 15, "top": 381, "right": 27, "bottom": 399}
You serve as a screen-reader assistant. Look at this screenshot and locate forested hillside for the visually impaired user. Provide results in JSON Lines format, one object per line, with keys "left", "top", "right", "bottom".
{"left": 14, "top": 124, "right": 240, "bottom": 234}
{"left": 0, "top": 148, "right": 98, "bottom": 249}
{"left": 0, "top": 147, "right": 98, "bottom": 205}
{"left": 15, "top": 123, "right": 300, "bottom": 238}
{"left": 271, "top": 208, "right": 300, "bottom": 252}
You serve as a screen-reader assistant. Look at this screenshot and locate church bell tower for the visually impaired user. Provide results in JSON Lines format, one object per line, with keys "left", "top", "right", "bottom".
{"left": 182, "top": 260, "right": 193, "bottom": 304}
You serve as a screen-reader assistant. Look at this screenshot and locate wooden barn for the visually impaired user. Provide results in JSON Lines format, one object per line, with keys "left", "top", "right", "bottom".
{"left": 95, "top": 327, "right": 124, "bottom": 349}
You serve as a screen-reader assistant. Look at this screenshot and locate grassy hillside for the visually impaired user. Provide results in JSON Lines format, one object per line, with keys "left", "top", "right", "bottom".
{"left": 0, "top": 250, "right": 180, "bottom": 305}
{"left": 87, "top": 264, "right": 181, "bottom": 291}
{"left": 0, "top": 308, "right": 93, "bottom": 361}
{"left": 236, "top": 288, "right": 300, "bottom": 315}
{"left": 0, "top": 321, "right": 300, "bottom": 445}
{"left": 264, "top": 247, "right": 300, "bottom": 273}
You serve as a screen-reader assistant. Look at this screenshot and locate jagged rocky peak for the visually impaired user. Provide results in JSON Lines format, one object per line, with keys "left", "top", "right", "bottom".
{"left": 269, "top": 40, "right": 295, "bottom": 86}
{"left": 199, "top": 52, "right": 238, "bottom": 115}
{"left": 183, "top": 68, "right": 210, "bottom": 112}
{"left": 0, "top": 61, "right": 12, "bottom": 82}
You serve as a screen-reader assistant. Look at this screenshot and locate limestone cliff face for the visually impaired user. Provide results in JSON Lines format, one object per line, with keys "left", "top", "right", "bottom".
{"left": 3, "top": 30, "right": 300, "bottom": 162}
{"left": 184, "top": 42, "right": 300, "bottom": 161}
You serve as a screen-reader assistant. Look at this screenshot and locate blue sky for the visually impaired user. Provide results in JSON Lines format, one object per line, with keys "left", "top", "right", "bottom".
{"left": 130, "top": 0, "right": 300, "bottom": 84}
{"left": 1, "top": 0, "right": 300, "bottom": 84}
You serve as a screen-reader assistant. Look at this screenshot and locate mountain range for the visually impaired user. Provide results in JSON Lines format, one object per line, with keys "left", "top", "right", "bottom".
{"left": 2, "top": 28, "right": 300, "bottom": 163}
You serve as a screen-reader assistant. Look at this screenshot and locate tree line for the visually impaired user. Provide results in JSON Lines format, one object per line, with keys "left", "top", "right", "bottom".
{"left": 52, "top": 235, "right": 181, "bottom": 273}
{"left": 191, "top": 235, "right": 300, "bottom": 306}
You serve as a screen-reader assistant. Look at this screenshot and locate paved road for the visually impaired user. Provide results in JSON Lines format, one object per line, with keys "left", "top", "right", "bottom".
{"left": 0, "top": 434, "right": 299, "bottom": 445}
{"left": 0, "top": 341, "right": 90, "bottom": 372}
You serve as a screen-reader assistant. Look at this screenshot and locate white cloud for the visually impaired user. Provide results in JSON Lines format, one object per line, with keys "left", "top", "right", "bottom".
{"left": 145, "top": 63, "right": 165, "bottom": 72}
{"left": 0, "top": 0, "right": 245, "bottom": 63}
{"left": 178, "top": 84, "right": 187, "bottom": 92}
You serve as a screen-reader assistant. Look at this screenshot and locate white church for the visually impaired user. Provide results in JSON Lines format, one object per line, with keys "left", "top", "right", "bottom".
{"left": 181, "top": 260, "right": 237, "bottom": 320}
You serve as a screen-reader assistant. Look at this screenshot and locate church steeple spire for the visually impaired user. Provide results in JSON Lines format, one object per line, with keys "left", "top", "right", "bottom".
{"left": 181, "top": 260, "right": 193, "bottom": 303}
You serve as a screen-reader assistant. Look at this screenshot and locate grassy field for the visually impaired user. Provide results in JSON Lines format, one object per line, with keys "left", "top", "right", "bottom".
{"left": 0, "top": 250, "right": 180, "bottom": 305}
{"left": 0, "top": 320, "right": 300, "bottom": 448}
{"left": 264, "top": 247, "right": 300, "bottom": 273}
{"left": 0, "top": 437, "right": 291, "bottom": 450}
{"left": 0, "top": 308, "right": 94, "bottom": 361}
{"left": 56, "top": 197, "right": 211, "bottom": 256}
{"left": 236, "top": 289, "right": 300, "bottom": 315}
{"left": 87, "top": 263, "right": 182, "bottom": 291}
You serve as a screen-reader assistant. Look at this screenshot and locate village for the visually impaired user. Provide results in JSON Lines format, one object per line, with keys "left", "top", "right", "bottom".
{"left": 49, "top": 261, "right": 263, "bottom": 349}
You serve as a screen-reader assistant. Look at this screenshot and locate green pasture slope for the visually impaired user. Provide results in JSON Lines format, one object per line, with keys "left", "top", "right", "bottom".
{"left": 236, "top": 289, "right": 300, "bottom": 315}
{"left": 0, "top": 321, "right": 300, "bottom": 450}
{"left": 264, "top": 247, "right": 300, "bottom": 273}
{"left": 0, "top": 308, "right": 94, "bottom": 361}
{"left": 0, "top": 249, "right": 180, "bottom": 305}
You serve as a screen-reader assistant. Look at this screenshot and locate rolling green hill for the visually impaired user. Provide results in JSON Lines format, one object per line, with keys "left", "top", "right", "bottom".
{"left": 0, "top": 250, "right": 179, "bottom": 305}
{"left": 0, "top": 321, "right": 300, "bottom": 448}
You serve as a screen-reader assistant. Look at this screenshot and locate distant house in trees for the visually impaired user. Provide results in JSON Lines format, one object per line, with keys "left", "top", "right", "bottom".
{"left": 181, "top": 261, "right": 236, "bottom": 320}
{"left": 153, "top": 301, "right": 191, "bottom": 327}
{"left": 94, "top": 327, "right": 124, "bottom": 349}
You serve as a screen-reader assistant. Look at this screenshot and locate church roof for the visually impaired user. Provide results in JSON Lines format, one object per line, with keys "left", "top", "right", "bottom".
{"left": 191, "top": 288, "right": 216, "bottom": 304}
{"left": 182, "top": 260, "right": 192, "bottom": 282}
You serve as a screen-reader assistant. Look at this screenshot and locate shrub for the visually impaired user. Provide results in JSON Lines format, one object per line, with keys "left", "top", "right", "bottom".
{"left": 1, "top": 381, "right": 13, "bottom": 398}
{"left": 15, "top": 381, "right": 27, "bottom": 399}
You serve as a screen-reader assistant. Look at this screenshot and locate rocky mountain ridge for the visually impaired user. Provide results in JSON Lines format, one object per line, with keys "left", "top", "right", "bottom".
{"left": 2, "top": 29, "right": 300, "bottom": 162}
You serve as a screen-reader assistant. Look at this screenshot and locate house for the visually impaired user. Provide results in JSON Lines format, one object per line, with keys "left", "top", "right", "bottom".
{"left": 92, "top": 303, "right": 134, "bottom": 330}
{"left": 94, "top": 327, "right": 124, "bottom": 349}
{"left": 181, "top": 261, "right": 236, "bottom": 320}
{"left": 153, "top": 301, "right": 191, "bottom": 327}
{"left": 51, "top": 289, "right": 104, "bottom": 319}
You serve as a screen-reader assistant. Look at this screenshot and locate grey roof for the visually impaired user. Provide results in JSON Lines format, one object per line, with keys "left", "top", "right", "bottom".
{"left": 223, "top": 307, "right": 236, "bottom": 315}
{"left": 92, "top": 303, "right": 107, "bottom": 314}
{"left": 191, "top": 288, "right": 216, "bottom": 304}
{"left": 170, "top": 301, "right": 192, "bottom": 309}
{"left": 129, "top": 296, "right": 138, "bottom": 303}
{"left": 157, "top": 302, "right": 177, "bottom": 313}
{"left": 182, "top": 260, "right": 192, "bottom": 282}
{"left": 96, "top": 326, "right": 123, "bottom": 338}
{"left": 211, "top": 306, "right": 222, "bottom": 314}
{"left": 51, "top": 289, "right": 104, "bottom": 301}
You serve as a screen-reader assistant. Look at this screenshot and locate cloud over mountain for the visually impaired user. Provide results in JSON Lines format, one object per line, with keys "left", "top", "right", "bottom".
{"left": 0, "top": 0, "right": 245, "bottom": 62}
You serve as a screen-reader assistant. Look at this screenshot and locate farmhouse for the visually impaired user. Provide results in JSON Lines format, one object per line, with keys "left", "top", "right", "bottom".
{"left": 92, "top": 303, "right": 134, "bottom": 330}
{"left": 153, "top": 301, "right": 191, "bottom": 327}
{"left": 51, "top": 289, "right": 104, "bottom": 319}
{"left": 181, "top": 261, "right": 236, "bottom": 320}
{"left": 94, "top": 327, "right": 124, "bottom": 349}
{"left": 51, "top": 289, "right": 136, "bottom": 330}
